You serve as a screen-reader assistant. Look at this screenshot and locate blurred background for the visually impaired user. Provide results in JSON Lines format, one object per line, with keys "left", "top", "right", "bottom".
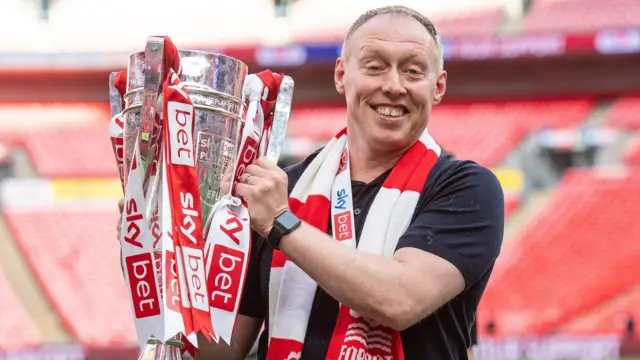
{"left": 0, "top": 0, "right": 638, "bottom": 359}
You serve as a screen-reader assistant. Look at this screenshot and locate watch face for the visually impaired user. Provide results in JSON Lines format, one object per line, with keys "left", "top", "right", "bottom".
{"left": 277, "top": 211, "right": 300, "bottom": 230}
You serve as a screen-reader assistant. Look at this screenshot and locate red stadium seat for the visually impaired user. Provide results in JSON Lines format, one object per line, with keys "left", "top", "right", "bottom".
{"left": 3, "top": 208, "right": 136, "bottom": 346}
{"left": 623, "top": 133, "right": 640, "bottom": 166}
{"left": 606, "top": 97, "right": 640, "bottom": 130}
{"left": 478, "top": 167, "right": 640, "bottom": 336}
{"left": 0, "top": 266, "right": 41, "bottom": 350}
{"left": 290, "top": 6, "right": 504, "bottom": 43}
{"left": 523, "top": 0, "right": 640, "bottom": 34}
{"left": 0, "top": 103, "right": 107, "bottom": 146}
{"left": 558, "top": 284, "right": 640, "bottom": 335}
{"left": 434, "top": 8, "right": 505, "bottom": 38}
{"left": 289, "top": 100, "right": 592, "bottom": 167}
{"left": 504, "top": 194, "right": 520, "bottom": 220}
{"left": 24, "top": 122, "right": 119, "bottom": 178}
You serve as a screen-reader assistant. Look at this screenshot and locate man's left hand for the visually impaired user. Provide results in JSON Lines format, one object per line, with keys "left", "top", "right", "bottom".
{"left": 236, "top": 157, "right": 290, "bottom": 238}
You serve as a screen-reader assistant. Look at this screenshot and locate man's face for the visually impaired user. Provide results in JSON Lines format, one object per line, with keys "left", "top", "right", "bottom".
{"left": 334, "top": 14, "right": 447, "bottom": 153}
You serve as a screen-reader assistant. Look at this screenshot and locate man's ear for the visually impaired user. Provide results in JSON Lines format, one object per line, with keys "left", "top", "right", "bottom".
{"left": 433, "top": 70, "right": 447, "bottom": 105}
{"left": 334, "top": 57, "right": 346, "bottom": 95}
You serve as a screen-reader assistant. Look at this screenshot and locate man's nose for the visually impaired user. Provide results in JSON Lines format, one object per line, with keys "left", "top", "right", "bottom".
{"left": 381, "top": 70, "right": 407, "bottom": 97}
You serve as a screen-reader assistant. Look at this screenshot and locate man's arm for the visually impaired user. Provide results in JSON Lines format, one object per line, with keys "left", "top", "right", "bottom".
{"left": 236, "top": 158, "right": 504, "bottom": 332}
{"left": 278, "top": 164, "right": 504, "bottom": 331}
{"left": 279, "top": 223, "right": 463, "bottom": 330}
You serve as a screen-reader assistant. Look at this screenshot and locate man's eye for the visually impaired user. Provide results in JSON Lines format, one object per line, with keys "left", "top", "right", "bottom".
{"left": 367, "top": 65, "right": 383, "bottom": 71}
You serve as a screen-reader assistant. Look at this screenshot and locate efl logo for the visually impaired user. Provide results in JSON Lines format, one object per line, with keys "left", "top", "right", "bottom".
{"left": 181, "top": 247, "right": 209, "bottom": 312}
{"left": 208, "top": 245, "right": 245, "bottom": 312}
{"left": 125, "top": 253, "right": 161, "bottom": 319}
{"left": 168, "top": 101, "right": 195, "bottom": 167}
{"left": 333, "top": 211, "right": 353, "bottom": 241}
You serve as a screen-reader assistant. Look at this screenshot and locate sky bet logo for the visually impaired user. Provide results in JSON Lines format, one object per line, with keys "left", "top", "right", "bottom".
{"left": 334, "top": 189, "right": 348, "bottom": 210}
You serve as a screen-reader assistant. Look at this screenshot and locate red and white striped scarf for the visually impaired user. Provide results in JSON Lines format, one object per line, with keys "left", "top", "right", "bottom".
{"left": 266, "top": 128, "right": 441, "bottom": 360}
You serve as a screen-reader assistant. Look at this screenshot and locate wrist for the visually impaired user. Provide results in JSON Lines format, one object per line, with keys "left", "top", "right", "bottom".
{"left": 266, "top": 209, "right": 302, "bottom": 250}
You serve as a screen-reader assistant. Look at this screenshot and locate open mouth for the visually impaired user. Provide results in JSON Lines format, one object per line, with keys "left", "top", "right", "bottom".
{"left": 371, "top": 105, "right": 408, "bottom": 118}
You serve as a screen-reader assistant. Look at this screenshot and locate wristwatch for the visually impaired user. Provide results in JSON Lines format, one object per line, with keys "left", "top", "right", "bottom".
{"left": 267, "top": 210, "right": 302, "bottom": 250}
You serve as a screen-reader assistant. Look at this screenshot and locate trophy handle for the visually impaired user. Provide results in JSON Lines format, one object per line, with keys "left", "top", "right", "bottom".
{"left": 109, "top": 72, "right": 124, "bottom": 118}
{"left": 138, "top": 36, "right": 168, "bottom": 217}
{"left": 266, "top": 75, "right": 294, "bottom": 163}
{"left": 139, "top": 36, "right": 165, "bottom": 165}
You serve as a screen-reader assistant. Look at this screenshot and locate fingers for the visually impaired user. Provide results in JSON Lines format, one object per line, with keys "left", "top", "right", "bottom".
{"left": 242, "top": 159, "right": 287, "bottom": 184}
{"left": 234, "top": 182, "right": 252, "bottom": 201}
{"left": 243, "top": 162, "right": 273, "bottom": 179}
{"left": 254, "top": 157, "right": 279, "bottom": 170}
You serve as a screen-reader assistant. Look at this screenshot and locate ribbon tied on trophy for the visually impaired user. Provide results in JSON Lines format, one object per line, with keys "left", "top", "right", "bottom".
{"left": 110, "top": 35, "right": 294, "bottom": 359}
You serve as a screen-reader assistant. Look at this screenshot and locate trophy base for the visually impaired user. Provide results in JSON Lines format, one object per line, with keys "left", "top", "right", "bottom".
{"left": 138, "top": 338, "right": 184, "bottom": 360}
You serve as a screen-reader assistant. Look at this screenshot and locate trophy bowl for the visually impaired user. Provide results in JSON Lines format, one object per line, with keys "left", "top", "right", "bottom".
{"left": 122, "top": 49, "right": 248, "bottom": 224}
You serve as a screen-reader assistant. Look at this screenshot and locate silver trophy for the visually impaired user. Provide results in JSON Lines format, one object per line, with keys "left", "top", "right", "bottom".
{"left": 118, "top": 34, "right": 295, "bottom": 359}
{"left": 121, "top": 38, "right": 249, "bottom": 359}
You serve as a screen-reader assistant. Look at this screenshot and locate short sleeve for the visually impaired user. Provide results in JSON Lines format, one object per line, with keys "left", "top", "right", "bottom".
{"left": 237, "top": 232, "right": 266, "bottom": 319}
{"left": 396, "top": 163, "right": 504, "bottom": 289}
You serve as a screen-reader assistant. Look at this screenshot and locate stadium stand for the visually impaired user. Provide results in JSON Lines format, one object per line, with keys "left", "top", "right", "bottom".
{"left": 0, "top": 103, "right": 108, "bottom": 146}
{"left": 290, "top": 4, "right": 508, "bottom": 42}
{"left": 607, "top": 97, "right": 640, "bottom": 130}
{"left": 523, "top": 0, "right": 640, "bottom": 34}
{"left": 478, "top": 167, "right": 640, "bottom": 336}
{"left": 624, "top": 133, "right": 640, "bottom": 166}
{"left": 288, "top": 100, "right": 593, "bottom": 167}
{"left": 2, "top": 208, "right": 136, "bottom": 346}
{"left": 433, "top": 7, "right": 505, "bottom": 38}
{"left": 504, "top": 194, "right": 521, "bottom": 219}
{"left": 0, "top": 265, "right": 41, "bottom": 350}
{"left": 558, "top": 284, "right": 640, "bottom": 336}
{"left": 24, "top": 122, "right": 119, "bottom": 178}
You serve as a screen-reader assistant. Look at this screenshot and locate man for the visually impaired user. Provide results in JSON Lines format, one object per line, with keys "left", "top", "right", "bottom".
{"left": 119, "top": 5, "right": 503, "bottom": 359}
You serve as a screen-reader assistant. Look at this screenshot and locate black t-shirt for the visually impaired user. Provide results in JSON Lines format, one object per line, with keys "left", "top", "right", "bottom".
{"left": 239, "top": 150, "right": 504, "bottom": 360}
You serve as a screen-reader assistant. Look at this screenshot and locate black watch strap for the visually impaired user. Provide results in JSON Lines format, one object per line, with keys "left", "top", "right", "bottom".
{"left": 267, "top": 210, "right": 302, "bottom": 250}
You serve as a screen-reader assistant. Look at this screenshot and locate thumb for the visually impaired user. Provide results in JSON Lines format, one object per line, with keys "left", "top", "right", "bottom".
{"left": 118, "top": 198, "right": 124, "bottom": 214}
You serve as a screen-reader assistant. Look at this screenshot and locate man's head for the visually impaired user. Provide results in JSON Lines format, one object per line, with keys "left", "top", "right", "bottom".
{"left": 334, "top": 6, "right": 447, "bottom": 154}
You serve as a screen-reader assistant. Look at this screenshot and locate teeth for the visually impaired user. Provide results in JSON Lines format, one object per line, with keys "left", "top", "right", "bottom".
{"left": 375, "top": 106, "right": 405, "bottom": 117}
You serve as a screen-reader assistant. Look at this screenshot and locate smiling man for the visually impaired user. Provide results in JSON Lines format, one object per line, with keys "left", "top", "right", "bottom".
{"left": 118, "top": 5, "right": 504, "bottom": 360}
{"left": 230, "top": 6, "right": 504, "bottom": 359}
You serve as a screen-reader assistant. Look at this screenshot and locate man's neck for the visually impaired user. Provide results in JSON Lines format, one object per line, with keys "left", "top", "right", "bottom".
{"left": 348, "top": 143, "right": 405, "bottom": 183}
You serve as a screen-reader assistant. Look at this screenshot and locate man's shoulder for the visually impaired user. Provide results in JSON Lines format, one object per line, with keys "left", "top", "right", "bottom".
{"left": 425, "top": 152, "right": 503, "bottom": 202}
